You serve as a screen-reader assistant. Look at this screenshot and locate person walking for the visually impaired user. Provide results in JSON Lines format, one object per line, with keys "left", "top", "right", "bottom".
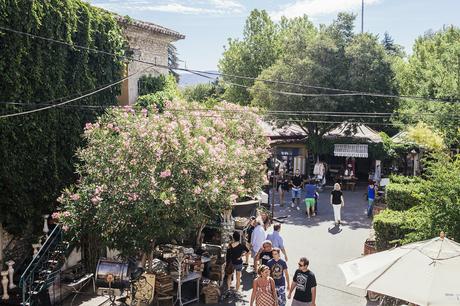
{"left": 267, "top": 223, "right": 288, "bottom": 261}
{"left": 250, "top": 265, "right": 278, "bottom": 306}
{"left": 244, "top": 216, "right": 256, "bottom": 266}
{"left": 330, "top": 183, "right": 344, "bottom": 225}
{"left": 251, "top": 218, "right": 267, "bottom": 272}
{"left": 225, "top": 231, "right": 249, "bottom": 292}
{"left": 304, "top": 180, "right": 317, "bottom": 218}
{"left": 367, "top": 180, "right": 378, "bottom": 218}
{"left": 291, "top": 169, "right": 303, "bottom": 210}
{"left": 288, "top": 257, "right": 317, "bottom": 306}
{"left": 278, "top": 169, "right": 290, "bottom": 207}
{"left": 255, "top": 240, "right": 274, "bottom": 268}
{"left": 267, "top": 248, "right": 290, "bottom": 306}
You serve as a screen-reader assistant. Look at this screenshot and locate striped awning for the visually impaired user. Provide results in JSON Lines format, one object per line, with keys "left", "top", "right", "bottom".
{"left": 334, "top": 144, "right": 368, "bottom": 158}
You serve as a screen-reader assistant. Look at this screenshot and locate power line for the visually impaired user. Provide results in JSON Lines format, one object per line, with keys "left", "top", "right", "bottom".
{"left": 1, "top": 25, "right": 459, "bottom": 103}
{"left": 2, "top": 102, "right": 459, "bottom": 122}
{"left": 0, "top": 65, "right": 154, "bottom": 119}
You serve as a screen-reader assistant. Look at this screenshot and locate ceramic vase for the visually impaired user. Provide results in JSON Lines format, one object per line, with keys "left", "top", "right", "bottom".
{"left": 1, "top": 271, "right": 9, "bottom": 300}
{"left": 42, "top": 214, "right": 49, "bottom": 236}
{"left": 32, "top": 243, "right": 41, "bottom": 256}
{"left": 6, "top": 260, "right": 15, "bottom": 289}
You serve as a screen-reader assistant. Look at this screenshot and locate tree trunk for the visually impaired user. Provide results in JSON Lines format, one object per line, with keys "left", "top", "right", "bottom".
{"left": 195, "top": 224, "right": 206, "bottom": 248}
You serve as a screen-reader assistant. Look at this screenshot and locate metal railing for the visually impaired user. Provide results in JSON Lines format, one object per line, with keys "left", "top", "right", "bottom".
{"left": 19, "top": 225, "right": 67, "bottom": 306}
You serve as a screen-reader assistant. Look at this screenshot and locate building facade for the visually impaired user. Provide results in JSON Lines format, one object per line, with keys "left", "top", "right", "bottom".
{"left": 116, "top": 16, "right": 185, "bottom": 105}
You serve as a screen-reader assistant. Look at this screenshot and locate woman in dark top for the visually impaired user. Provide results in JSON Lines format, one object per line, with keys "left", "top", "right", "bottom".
{"left": 330, "top": 183, "right": 345, "bottom": 225}
{"left": 226, "top": 231, "right": 249, "bottom": 291}
{"left": 278, "top": 169, "right": 290, "bottom": 207}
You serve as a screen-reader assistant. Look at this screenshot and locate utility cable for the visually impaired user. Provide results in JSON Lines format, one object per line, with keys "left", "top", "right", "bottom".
{"left": 1, "top": 25, "right": 459, "bottom": 103}
{"left": 0, "top": 65, "right": 154, "bottom": 119}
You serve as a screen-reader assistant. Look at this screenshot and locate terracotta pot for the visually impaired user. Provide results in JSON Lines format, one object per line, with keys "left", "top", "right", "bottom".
{"left": 363, "top": 239, "right": 377, "bottom": 255}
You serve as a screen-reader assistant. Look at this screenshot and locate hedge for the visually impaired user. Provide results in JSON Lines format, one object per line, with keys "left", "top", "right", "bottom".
{"left": 373, "top": 209, "right": 409, "bottom": 251}
{"left": 385, "top": 182, "right": 423, "bottom": 211}
{"left": 388, "top": 175, "right": 423, "bottom": 185}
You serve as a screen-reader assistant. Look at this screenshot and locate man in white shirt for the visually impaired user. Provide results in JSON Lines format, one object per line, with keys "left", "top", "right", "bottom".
{"left": 250, "top": 218, "right": 266, "bottom": 272}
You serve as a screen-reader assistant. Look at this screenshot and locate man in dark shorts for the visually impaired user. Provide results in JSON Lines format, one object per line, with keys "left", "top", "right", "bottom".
{"left": 288, "top": 257, "right": 317, "bottom": 306}
{"left": 291, "top": 169, "right": 303, "bottom": 210}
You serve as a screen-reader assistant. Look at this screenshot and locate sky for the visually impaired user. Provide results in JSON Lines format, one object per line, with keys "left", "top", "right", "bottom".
{"left": 87, "top": 0, "right": 460, "bottom": 71}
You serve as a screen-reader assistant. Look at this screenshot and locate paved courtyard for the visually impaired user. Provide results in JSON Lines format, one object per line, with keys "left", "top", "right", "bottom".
{"left": 65, "top": 185, "right": 376, "bottom": 306}
{"left": 220, "top": 185, "right": 376, "bottom": 306}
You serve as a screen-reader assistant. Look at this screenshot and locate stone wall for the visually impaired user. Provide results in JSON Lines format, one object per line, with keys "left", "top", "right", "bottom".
{"left": 121, "top": 25, "right": 175, "bottom": 105}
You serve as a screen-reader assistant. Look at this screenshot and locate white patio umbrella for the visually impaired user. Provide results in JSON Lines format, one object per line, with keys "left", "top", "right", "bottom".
{"left": 339, "top": 233, "right": 460, "bottom": 306}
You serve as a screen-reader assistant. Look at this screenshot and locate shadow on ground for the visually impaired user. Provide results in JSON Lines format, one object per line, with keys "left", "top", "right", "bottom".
{"left": 272, "top": 186, "right": 372, "bottom": 232}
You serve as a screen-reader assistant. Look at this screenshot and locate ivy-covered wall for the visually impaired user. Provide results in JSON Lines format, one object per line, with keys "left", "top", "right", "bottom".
{"left": 0, "top": 0, "right": 126, "bottom": 234}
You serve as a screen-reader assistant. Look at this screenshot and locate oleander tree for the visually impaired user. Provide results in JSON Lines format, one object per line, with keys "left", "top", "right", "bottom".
{"left": 56, "top": 99, "right": 270, "bottom": 257}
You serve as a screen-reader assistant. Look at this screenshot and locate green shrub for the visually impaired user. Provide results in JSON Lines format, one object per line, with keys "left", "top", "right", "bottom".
{"left": 388, "top": 175, "right": 423, "bottom": 185}
{"left": 385, "top": 182, "right": 423, "bottom": 211}
{"left": 138, "top": 74, "right": 167, "bottom": 96}
{"left": 373, "top": 210, "right": 408, "bottom": 251}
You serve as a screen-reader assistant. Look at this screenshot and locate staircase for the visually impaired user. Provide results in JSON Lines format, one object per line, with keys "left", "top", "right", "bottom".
{"left": 19, "top": 226, "right": 69, "bottom": 306}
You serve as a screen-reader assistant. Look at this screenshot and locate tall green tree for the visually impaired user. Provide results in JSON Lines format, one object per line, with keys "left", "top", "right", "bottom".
{"left": 251, "top": 13, "right": 398, "bottom": 153}
{"left": 0, "top": 0, "right": 125, "bottom": 234}
{"left": 218, "top": 9, "right": 281, "bottom": 105}
{"left": 394, "top": 26, "right": 460, "bottom": 147}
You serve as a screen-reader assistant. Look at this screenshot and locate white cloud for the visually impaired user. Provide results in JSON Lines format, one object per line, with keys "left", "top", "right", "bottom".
{"left": 207, "top": 0, "right": 244, "bottom": 10}
{"left": 89, "top": 0, "right": 244, "bottom": 15}
{"left": 271, "top": 0, "right": 381, "bottom": 20}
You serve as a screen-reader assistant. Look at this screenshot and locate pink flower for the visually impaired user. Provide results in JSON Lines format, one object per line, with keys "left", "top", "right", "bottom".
{"left": 63, "top": 211, "right": 71, "bottom": 217}
{"left": 107, "top": 123, "right": 114, "bottom": 129}
{"left": 128, "top": 193, "right": 139, "bottom": 202}
{"left": 70, "top": 193, "right": 80, "bottom": 201}
{"left": 198, "top": 136, "right": 207, "bottom": 144}
{"left": 62, "top": 225, "right": 69, "bottom": 232}
{"left": 91, "top": 196, "right": 102, "bottom": 205}
{"left": 95, "top": 186, "right": 103, "bottom": 195}
{"left": 212, "top": 188, "right": 219, "bottom": 193}
{"left": 141, "top": 108, "right": 148, "bottom": 117}
{"left": 194, "top": 187, "right": 202, "bottom": 195}
{"left": 51, "top": 212, "right": 61, "bottom": 220}
{"left": 160, "top": 169, "right": 171, "bottom": 178}
{"left": 236, "top": 139, "right": 245, "bottom": 145}
{"left": 85, "top": 123, "right": 93, "bottom": 130}
{"left": 240, "top": 169, "right": 246, "bottom": 176}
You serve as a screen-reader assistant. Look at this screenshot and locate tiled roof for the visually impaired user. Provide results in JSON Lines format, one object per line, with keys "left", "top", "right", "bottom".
{"left": 115, "top": 15, "right": 185, "bottom": 40}
{"left": 324, "top": 122, "right": 382, "bottom": 143}
{"left": 260, "top": 121, "right": 307, "bottom": 138}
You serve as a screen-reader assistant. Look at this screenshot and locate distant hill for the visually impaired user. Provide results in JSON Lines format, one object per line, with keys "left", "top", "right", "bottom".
{"left": 178, "top": 71, "right": 218, "bottom": 87}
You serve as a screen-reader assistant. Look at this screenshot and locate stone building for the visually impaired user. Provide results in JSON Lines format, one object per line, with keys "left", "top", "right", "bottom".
{"left": 115, "top": 16, "right": 185, "bottom": 105}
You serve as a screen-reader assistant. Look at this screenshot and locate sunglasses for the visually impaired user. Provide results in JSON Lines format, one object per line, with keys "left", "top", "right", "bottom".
{"left": 298, "top": 263, "right": 305, "bottom": 267}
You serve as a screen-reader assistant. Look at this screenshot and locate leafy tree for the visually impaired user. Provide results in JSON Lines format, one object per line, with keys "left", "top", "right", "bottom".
{"left": 168, "top": 44, "right": 180, "bottom": 82}
{"left": 138, "top": 74, "right": 167, "bottom": 96}
{"left": 251, "top": 13, "right": 398, "bottom": 153}
{"left": 394, "top": 26, "right": 460, "bottom": 147}
{"left": 57, "top": 100, "right": 270, "bottom": 257}
{"left": 136, "top": 74, "right": 180, "bottom": 109}
{"left": 218, "top": 9, "right": 281, "bottom": 105}
{"left": 0, "top": 0, "right": 125, "bottom": 235}
{"left": 381, "top": 32, "right": 404, "bottom": 57}
{"left": 182, "top": 80, "right": 225, "bottom": 107}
